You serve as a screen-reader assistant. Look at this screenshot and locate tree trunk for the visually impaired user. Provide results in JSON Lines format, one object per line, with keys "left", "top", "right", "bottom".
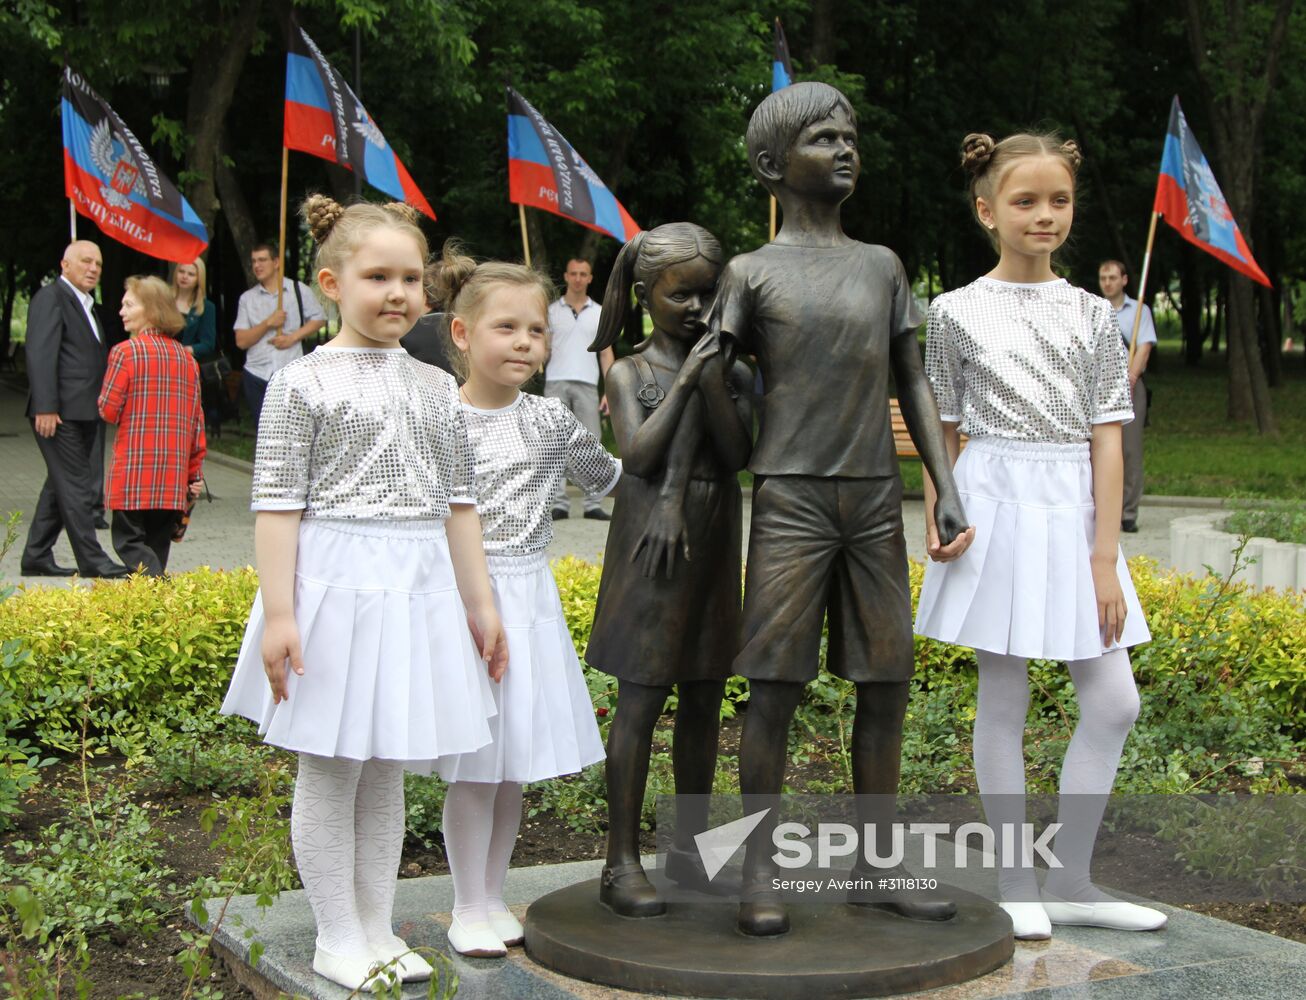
{"left": 216, "top": 129, "right": 260, "bottom": 286}
{"left": 1180, "top": 243, "right": 1203, "bottom": 366}
{"left": 0, "top": 257, "right": 15, "bottom": 364}
{"left": 809, "top": 0, "right": 837, "bottom": 64}
{"left": 1184, "top": 0, "right": 1290, "bottom": 434}
{"left": 1073, "top": 113, "right": 1134, "bottom": 274}
{"left": 184, "top": 0, "right": 265, "bottom": 236}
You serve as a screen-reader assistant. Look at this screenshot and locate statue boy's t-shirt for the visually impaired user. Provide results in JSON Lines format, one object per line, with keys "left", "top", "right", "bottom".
{"left": 712, "top": 240, "right": 923, "bottom": 478}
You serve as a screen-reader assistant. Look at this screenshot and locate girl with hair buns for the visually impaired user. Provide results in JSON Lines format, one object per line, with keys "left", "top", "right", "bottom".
{"left": 585, "top": 222, "right": 753, "bottom": 917}
{"left": 915, "top": 133, "right": 1163, "bottom": 940}
{"left": 431, "top": 242, "right": 619, "bottom": 957}
{"left": 222, "top": 196, "right": 507, "bottom": 991}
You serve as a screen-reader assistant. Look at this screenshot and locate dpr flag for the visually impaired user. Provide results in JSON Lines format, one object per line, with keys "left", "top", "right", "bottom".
{"left": 507, "top": 87, "right": 639, "bottom": 243}
{"left": 284, "top": 24, "right": 435, "bottom": 219}
{"left": 61, "top": 66, "right": 208, "bottom": 264}
{"left": 773, "top": 18, "right": 794, "bottom": 91}
{"left": 1153, "top": 96, "right": 1269, "bottom": 287}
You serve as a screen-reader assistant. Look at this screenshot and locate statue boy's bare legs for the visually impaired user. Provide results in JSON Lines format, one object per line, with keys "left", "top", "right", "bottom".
{"left": 738, "top": 678, "right": 954, "bottom": 935}
{"left": 603, "top": 678, "right": 726, "bottom": 916}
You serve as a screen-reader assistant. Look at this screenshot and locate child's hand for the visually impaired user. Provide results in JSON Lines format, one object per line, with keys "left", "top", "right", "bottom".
{"left": 1092, "top": 555, "right": 1127, "bottom": 646}
{"left": 632, "top": 497, "right": 690, "bottom": 578}
{"left": 926, "top": 520, "right": 975, "bottom": 562}
{"left": 680, "top": 329, "right": 721, "bottom": 380}
{"left": 466, "top": 607, "right": 509, "bottom": 683}
{"left": 261, "top": 616, "right": 304, "bottom": 704}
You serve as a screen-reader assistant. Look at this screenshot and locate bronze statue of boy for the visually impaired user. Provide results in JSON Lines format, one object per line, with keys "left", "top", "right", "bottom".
{"left": 712, "top": 82, "right": 974, "bottom": 936}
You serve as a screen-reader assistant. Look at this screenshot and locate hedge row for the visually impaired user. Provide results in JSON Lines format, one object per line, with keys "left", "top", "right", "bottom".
{"left": 1, "top": 557, "right": 1302, "bottom": 750}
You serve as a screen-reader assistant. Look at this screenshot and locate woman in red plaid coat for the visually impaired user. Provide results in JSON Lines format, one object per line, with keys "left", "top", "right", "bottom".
{"left": 98, "top": 275, "right": 206, "bottom": 575}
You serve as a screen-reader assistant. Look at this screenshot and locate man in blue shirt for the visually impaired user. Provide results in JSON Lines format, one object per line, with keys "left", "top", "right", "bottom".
{"left": 1098, "top": 260, "right": 1155, "bottom": 533}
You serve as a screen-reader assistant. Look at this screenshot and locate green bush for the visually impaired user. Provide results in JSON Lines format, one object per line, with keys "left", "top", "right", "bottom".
{"left": 1224, "top": 498, "right": 1306, "bottom": 546}
{"left": 0, "top": 568, "right": 256, "bottom": 749}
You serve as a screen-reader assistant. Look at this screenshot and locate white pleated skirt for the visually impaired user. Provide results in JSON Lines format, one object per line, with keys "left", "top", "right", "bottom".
{"left": 221, "top": 518, "right": 497, "bottom": 772}
{"left": 436, "top": 552, "right": 605, "bottom": 784}
{"left": 915, "top": 437, "right": 1150, "bottom": 661}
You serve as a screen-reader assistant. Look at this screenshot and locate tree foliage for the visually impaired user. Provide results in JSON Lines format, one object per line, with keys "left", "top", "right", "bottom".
{"left": 0, "top": 0, "right": 1301, "bottom": 428}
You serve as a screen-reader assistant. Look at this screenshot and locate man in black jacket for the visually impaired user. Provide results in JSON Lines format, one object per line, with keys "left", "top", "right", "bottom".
{"left": 21, "top": 241, "right": 127, "bottom": 578}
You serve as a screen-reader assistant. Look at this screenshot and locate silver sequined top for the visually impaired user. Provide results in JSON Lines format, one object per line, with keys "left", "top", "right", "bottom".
{"left": 925, "top": 278, "right": 1133, "bottom": 443}
{"left": 250, "top": 347, "right": 474, "bottom": 518}
{"left": 462, "top": 393, "right": 620, "bottom": 556}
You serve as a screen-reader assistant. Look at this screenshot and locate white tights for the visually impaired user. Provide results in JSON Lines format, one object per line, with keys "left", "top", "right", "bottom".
{"left": 291, "top": 754, "right": 406, "bottom": 956}
{"left": 973, "top": 649, "right": 1140, "bottom": 902}
{"left": 442, "top": 781, "right": 524, "bottom": 924}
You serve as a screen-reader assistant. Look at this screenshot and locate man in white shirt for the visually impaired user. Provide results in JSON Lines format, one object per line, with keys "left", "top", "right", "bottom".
{"left": 21, "top": 240, "right": 126, "bottom": 577}
{"left": 1098, "top": 259, "right": 1156, "bottom": 533}
{"left": 234, "top": 243, "right": 326, "bottom": 432}
{"left": 545, "top": 257, "right": 615, "bottom": 520}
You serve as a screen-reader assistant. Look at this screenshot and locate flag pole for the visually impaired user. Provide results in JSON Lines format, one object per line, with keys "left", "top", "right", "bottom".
{"left": 68, "top": 199, "right": 76, "bottom": 240}
{"left": 1129, "top": 210, "right": 1160, "bottom": 365}
{"left": 769, "top": 196, "right": 777, "bottom": 241}
{"left": 276, "top": 145, "right": 289, "bottom": 328}
{"left": 518, "top": 203, "right": 532, "bottom": 267}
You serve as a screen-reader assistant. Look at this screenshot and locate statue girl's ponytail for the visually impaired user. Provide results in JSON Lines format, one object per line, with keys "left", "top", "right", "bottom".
{"left": 591, "top": 231, "right": 647, "bottom": 354}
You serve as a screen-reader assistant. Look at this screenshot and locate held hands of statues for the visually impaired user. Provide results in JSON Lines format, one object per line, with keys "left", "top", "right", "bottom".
{"left": 632, "top": 495, "right": 690, "bottom": 579}
{"left": 679, "top": 328, "right": 721, "bottom": 382}
{"left": 1091, "top": 555, "right": 1127, "bottom": 646}
{"left": 261, "top": 616, "right": 304, "bottom": 704}
{"left": 927, "top": 494, "right": 975, "bottom": 563}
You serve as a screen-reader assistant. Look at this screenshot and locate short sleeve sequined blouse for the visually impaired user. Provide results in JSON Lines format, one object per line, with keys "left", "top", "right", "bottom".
{"left": 462, "top": 393, "right": 620, "bottom": 556}
{"left": 924, "top": 278, "right": 1133, "bottom": 443}
{"left": 250, "top": 347, "right": 474, "bottom": 518}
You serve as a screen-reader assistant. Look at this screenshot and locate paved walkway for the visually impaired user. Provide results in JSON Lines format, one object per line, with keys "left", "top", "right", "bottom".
{"left": 0, "top": 380, "right": 1214, "bottom": 586}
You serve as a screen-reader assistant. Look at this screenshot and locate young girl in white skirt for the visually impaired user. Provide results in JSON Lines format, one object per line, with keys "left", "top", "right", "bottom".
{"left": 221, "top": 197, "right": 508, "bottom": 989}
{"left": 915, "top": 133, "right": 1166, "bottom": 941}
{"left": 432, "top": 244, "right": 618, "bottom": 957}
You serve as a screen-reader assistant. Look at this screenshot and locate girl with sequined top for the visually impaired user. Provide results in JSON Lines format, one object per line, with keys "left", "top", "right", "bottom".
{"left": 586, "top": 223, "right": 753, "bottom": 918}
{"left": 914, "top": 134, "right": 1165, "bottom": 941}
{"left": 221, "top": 197, "right": 507, "bottom": 992}
{"left": 430, "top": 244, "right": 619, "bottom": 957}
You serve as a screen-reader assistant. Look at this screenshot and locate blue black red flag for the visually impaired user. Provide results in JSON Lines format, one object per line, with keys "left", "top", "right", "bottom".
{"left": 284, "top": 24, "right": 435, "bottom": 219}
{"left": 507, "top": 87, "right": 639, "bottom": 243}
{"left": 773, "top": 18, "right": 794, "bottom": 91}
{"left": 61, "top": 66, "right": 208, "bottom": 264}
{"left": 1153, "top": 96, "right": 1269, "bottom": 287}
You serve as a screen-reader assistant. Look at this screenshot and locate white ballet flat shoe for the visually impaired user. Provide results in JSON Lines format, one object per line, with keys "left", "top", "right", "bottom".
{"left": 447, "top": 913, "right": 507, "bottom": 957}
{"left": 370, "top": 933, "right": 434, "bottom": 982}
{"left": 1041, "top": 897, "right": 1168, "bottom": 931}
{"left": 488, "top": 909, "right": 524, "bottom": 946}
{"left": 312, "top": 945, "right": 385, "bottom": 990}
{"left": 999, "top": 901, "right": 1052, "bottom": 941}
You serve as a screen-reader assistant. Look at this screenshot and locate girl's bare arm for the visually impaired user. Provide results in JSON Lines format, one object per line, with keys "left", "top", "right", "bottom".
{"left": 255, "top": 510, "right": 303, "bottom": 703}
{"left": 1089, "top": 422, "right": 1127, "bottom": 645}
{"left": 446, "top": 503, "right": 508, "bottom": 681}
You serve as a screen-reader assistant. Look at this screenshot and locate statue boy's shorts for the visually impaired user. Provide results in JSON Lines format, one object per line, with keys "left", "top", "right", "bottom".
{"left": 735, "top": 474, "right": 914, "bottom": 684}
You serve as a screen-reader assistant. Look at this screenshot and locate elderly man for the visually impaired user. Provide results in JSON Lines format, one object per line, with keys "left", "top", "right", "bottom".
{"left": 21, "top": 241, "right": 127, "bottom": 578}
{"left": 233, "top": 242, "right": 326, "bottom": 432}
{"left": 545, "top": 257, "right": 615, "bottom": 520}
{"left": 1098, "top": 259, "right": 1155, "bottom": 533}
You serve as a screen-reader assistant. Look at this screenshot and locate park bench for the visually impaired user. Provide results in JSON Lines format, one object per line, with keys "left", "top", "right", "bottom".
{"left": 889, "top": 397, "right": 965, "bottom": 461}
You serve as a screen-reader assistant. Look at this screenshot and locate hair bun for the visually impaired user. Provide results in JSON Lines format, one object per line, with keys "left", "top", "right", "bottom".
{"left": 1060, "top": 139, "right": 1084, "bottom": 170}
{"left": 428, "top": 239, "right": 479, "bottom": 310}
{"left": 302, "top": 194, "right": 347, "bottom": 245}
{"left": 385, "top": 201, "right": 422, "bottom": 227}
{"left": 960, "top": 133, "right": 996, "bottom": 175}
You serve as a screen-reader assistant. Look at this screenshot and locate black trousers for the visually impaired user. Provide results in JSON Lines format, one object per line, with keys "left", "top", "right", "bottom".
{"left": 23, "top": 418, "right": 114, "bottom": 573}
{"left": 111, "top": 509, "right": 178, "bottom": 576}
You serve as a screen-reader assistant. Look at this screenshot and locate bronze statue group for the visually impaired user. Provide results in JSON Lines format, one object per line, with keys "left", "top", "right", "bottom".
{"left": 220, "top": 83, "right": 1166, "bottom": 992}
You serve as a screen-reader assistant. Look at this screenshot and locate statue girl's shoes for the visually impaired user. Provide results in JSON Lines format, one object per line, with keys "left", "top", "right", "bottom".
{"left": 370, "top": 933, "right": 435, "bottom": 981}
{"left": 448, "top": 913, "right": 508, "bottom": 957}
{"left": 999, "top": 901, "right": 1052, "bottom": 941}
{"left": 1041, "top": 893, "right": 1168, "bottom": 931}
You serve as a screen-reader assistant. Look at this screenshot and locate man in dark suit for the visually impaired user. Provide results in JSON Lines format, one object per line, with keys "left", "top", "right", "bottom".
{"left": 21, "top": 241, "right": 127, "bottom": 578}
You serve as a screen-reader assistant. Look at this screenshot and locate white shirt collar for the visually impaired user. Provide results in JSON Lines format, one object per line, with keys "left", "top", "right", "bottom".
{"left": 59, "top": 275, "right": 94, "bottom": 308}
